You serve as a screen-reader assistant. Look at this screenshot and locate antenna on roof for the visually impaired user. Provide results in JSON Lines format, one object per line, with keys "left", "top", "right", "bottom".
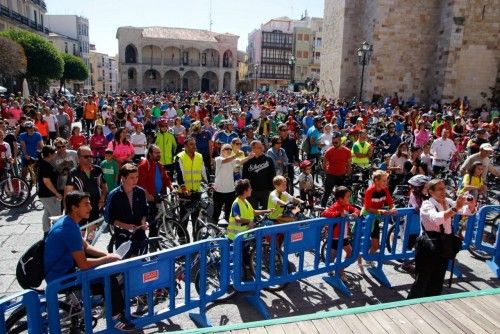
{"left": 209, "top": 0, "right": 213, "bottom": 31}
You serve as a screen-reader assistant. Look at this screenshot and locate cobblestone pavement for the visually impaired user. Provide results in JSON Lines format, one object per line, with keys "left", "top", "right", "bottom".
{"left": 1, "top": 196, "right": 498, "bottom": 332}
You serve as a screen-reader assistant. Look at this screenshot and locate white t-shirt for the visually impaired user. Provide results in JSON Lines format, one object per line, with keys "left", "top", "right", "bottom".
{"left": 320, "top": 133, "right": 333, "bottom": 152}
{"left": 269, "top": 190, "right": 293, "bottom": 204}
{"left": 130, "top": 132, "right": 147, "bottom": 155}
{"left": 165, "top": 107, "right": 177, "bottom": 119}
{"left": 214, "top": 156, "right": 236, "bottom": 193}
{"left": 43, "top": 114, "right": 58, "bottom": 132}
{"left": 430, "top": 138, "right": 457, "bottom": 166}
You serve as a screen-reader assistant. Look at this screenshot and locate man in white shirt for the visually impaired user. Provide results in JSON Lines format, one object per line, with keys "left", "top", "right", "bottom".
{"left": 165, "top": 102, "right": 177, "bottom": 119}
{"left": 430, "top": 129, "right": 456, "bottom": 175}
{"left": 43, "top": 106, "right": 58, "bottom": 143}
{"left": 130, "top": 123, "right": 147, "bottom": 163}
{"left": 250, "top": 101, "right": 261, "bottom": 120}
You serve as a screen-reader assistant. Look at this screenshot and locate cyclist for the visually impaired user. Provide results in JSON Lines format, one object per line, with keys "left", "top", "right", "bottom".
{"left": 19, "top": 121, "right": 43, "bottom": 180}
{"left": 155, "top": 118, "right": 177, "bottom": 177}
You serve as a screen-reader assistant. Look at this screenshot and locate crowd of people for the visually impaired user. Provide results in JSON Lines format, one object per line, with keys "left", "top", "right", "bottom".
{"left": 1, "top": 89, "right": 499, "bottom": 331}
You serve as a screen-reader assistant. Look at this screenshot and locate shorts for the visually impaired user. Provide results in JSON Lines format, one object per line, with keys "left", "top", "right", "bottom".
{"left": 331, "top": 238, "right": 351, "bottom": 250}
{"left": 370, "top": 219, "right": 381, "bottom": 239}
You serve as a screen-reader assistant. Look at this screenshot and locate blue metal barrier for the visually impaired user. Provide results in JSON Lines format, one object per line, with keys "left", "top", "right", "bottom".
{"left": 473, "top": 205, "right": 500, "bottom": 278}
{"left": 232, "top": 217, "right": 363, "bottom": 319}
{"left": 0, "top": 290, "right": 42, "bottom": 334}
{"left": 46, "top": 238, "right": 230, "bottom": 333}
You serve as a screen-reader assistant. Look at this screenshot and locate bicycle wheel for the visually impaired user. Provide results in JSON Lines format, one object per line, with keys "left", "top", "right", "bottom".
{"left": 468, "top": 212, "right": 499, "bottom": 261}
{"left": 6, "top": 301, "right": 76, "bottom": 334}
{"left": 0, "top": 177, "right": 30, "bottom": 208}
{"left": 196, "top": 222, "right": 225, "bottom": 240}
{"left": 194, "top": 262, "right": 236, "bottom": 302}
{"left": 250, "top": 243, "right": 290, "bottom": 292}
{"left": 385, "top": 224, "right": 396, "bottom": 253}
{"left": 157, "top": 218, "right": 190, "bottom": 249}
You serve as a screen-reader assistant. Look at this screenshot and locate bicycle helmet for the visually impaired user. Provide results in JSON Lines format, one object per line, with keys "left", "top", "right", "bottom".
{"left": 299, "top": 160, "right": 313, "bottom": 170}
{"left": 157, "top": 118, "right": 168, "bottom": 127}
{"left": 408, "top": 175, "right": 431, "bottom": 187}
{"left": 24, "top": 121, "right": 34, "bottom": 128}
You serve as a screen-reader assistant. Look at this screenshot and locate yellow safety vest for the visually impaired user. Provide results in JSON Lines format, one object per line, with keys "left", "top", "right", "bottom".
{"left": 352, "top": 141, "right": 370, "bottom": 167}
{"left": 227, "top": 197, "right": 255, "bottom": 240}
{"left": 177, "top": 151, "right": 203, "bottom": 191}
{"left": 267, "top": 190, "right": 287, "bottom": 220}
{"left": 155, "top": 131, "right": 177, "bottom": 165}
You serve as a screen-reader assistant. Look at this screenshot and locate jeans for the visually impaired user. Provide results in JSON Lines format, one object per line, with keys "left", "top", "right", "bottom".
{"left": 321, "top": 174, "right": 346, "bottom": 207}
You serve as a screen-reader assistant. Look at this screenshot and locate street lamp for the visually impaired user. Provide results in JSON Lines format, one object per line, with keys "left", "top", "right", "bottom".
{"left": 253, "top": 63, "right": 260, "bottom": 91}
{"left": 288, "top": 55, "right": 296, "bottom": 87}
{"left": 357, "top": 41, "right": 373, "bottom": 102}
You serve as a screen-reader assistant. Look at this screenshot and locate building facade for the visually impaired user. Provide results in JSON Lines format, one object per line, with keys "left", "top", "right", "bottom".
{"left": 293, "top": 15, "right": 322, "bottom": 88}
{"left": 89, "top": 45, "right": 118, "bottom": 94}
{"left": 0, "top": 0, "right": 48, "bottom": 35}
{"left": 46, "top": 15, "right": 91, "bottom": 93}
{"left": 116, "top": 26, "right": 238, "bottom": 93}
{"left": 320, "top": 0, "right": 500, "bottom": 106}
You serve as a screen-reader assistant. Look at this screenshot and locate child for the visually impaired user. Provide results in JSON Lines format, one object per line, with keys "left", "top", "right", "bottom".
{"left": 321, "top": 186, "right": 360, "bottom": 281}
{"left": 458, "top": 161, "right": 485, "bottom": 199}
{"left": 101, "top": 148, "right": 119, "bottom": 191}
{"left": 68, "top": 126, "right": 86, "bottom": 150}
{"left": 378, "top": 154, "right": 391, "bottom": 171}
{"left": 298, "top": 160, "right": 315, "bottom": 208}
{"left": 268, "top": 175, "right": 304, "bottom": 223}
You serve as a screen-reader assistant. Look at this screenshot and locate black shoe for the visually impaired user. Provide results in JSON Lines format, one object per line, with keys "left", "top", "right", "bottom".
{"left": 113, "top": 314, "right": 136, "bottom": 332}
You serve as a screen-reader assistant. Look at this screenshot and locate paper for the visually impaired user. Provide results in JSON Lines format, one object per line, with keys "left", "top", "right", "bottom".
{"left": 114, "top": 241, "right": 131, "bottom": 259}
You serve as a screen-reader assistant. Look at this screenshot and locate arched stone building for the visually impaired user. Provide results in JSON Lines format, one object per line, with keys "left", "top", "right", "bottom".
{"left": 116, "top": 26, "right": 239, "bottom": 93}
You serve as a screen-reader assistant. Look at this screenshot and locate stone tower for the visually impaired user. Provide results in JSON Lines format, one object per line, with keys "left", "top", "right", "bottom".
{"left": 320, "top": 0, "right": 500, "bottom": 106}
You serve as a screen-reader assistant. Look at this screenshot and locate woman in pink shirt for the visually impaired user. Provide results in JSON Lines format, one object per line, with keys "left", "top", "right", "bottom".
{"left": 413, "top": 121, "right": 430, "bottom": 147}
{"left": 89, "top": 124, "right": 108, "bottom": 162}
{"left": 107, "top": 127, "right": 134, "bottom": 167}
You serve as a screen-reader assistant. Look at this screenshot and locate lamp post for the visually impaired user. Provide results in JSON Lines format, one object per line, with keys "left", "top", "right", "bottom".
{"left": 288, "top": 55, "right": 296, "bottom": 90}
{"left": 253, "top": 63, "right": 260, "bottom": 91}
{"left": 357, "top": 41, "right": 373, "bottom": 102}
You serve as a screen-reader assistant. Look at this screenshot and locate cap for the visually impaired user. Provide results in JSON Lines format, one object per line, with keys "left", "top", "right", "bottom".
{"left": 479, "top": 143, "right": 493, "bottom": 151}
{"left": 299, "top": 160, "right": 313, "bottom": 169}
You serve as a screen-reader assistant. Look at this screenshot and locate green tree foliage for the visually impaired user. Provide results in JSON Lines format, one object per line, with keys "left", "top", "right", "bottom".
{"left": 0, "top": 28, "right": 63, "bottom": 83}
{"left": 60, "top": 53, "right": 89, "bottom": 88}
{"left": 0, "top": 36, "right": 27, "bottom": 77}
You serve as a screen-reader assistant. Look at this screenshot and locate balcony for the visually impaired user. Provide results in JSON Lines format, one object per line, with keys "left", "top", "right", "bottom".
{"left": 261, "top": 42, "right": 292, "bottom": 50}
{"left": 31, "top": 0, "right": 47, "bottom": 10}
{"left": 0, "top": 5, "right": 49, "bottom": 34}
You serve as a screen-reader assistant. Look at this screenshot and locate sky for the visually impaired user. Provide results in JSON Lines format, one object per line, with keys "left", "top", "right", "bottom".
{"left": 46, "top": 0, "right": 324, "bottom": 56}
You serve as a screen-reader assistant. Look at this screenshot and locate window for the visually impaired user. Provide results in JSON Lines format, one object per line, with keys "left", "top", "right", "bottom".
{"left": 182, "top": 52, "right": 189, "bottom": 65}
{"left": 109, "top": 73, "right": 112, "bottom": 80}
{"left": 127, "top": 69, "right": 135, "bottom": 80}
{"left": 297, "top": 34, "right": 303, "bottom": 41}
{"left": 304, "top": 34, "right": 310, "bottom": 41}
{"left": 201, "top": 52, "right": 207, "bottom": 66}
{"left": 296, "top": 51, "right": 302, "bottom": 58}
{"left": 303, "top": 51, "right": 309, "bottom": 58}
{"left": 315, "top": 52, "right": 321, "bottom": 60}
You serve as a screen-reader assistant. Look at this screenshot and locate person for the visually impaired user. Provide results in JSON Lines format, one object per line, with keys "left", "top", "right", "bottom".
{"left": 358, "top": 170, "right": 396, "bottom": 273}
{"left": 65, "top": 145, "right": 108, "bottom": 239}
{"left": 267, "top": 175, "right": 303, "bottom": 223}
{"left": 106, "top": 163, "right": 149, "bottom": 257}
{"left": 155, "top": 119, "right": 177, "bottom": 177}
{"left": 68, "top": 126, "right": 87, "bottom": 150}
{"left": 306, "top": 116, "right": 323, "bottom": 163}
{"left": 379, "top": 122, "right": 402, "bottom": 155}
{"left": 43, "top": 107, "right": 58, "bottom": 143}
{"left": 19, "top": 121, "right": 44, "bottom": 180}
{"left": 191, "top": 121, "right": 214, "bottom": 177}
{"left": 413, "top": 120, "right": 430, "bottom": 147}
{"left": 322, "top": 132, "right": 352, "bottom": 207}
{"left": 83, "top": 97, "right": 98, "bottom": 134}
{"left": 298, "top": 160, "right": 315, "bottom": 208}
{"left": 458, "top": 161, "right": 486, "bottom": 199}
{"left": 137, "top": 145, "right": 172, "bottom": 238}
{"left": 278, "top": 124, "right": 299, "bottom": 193}
{"left": 34, "top": 111, "right": 49, "bottom": 143}
{"left": 37, "top": 145, "right": 62, "bottom": 235}
{"left": 230, "top": 137, "right": 246, "bottom": 180}
{"left": 52, "top": 138, "right": 79, "bottom": 196}
{"left": 174, "top": 136, "right": 207, "bottom": 232}
{"left": 351, "top": 130, "right": 373, "bottom": 168}
{"left": 459, "top": 143, "right": 499, "bottom": 180}
{"left": 89, "top": 124, "right": 108, "bottom": 164}
{"left": 130, "top": 123, "right": 147, "bottom": 163}
{"left": 388, "top": 142, "right": 410, "bottom": 193}
{"left": 408, "top": 179, "right": 474, "bottom": 299}
{"left": 108, "top": 127, "right": 135, "bottom": 167}
{"left": 227, "top": 179, "right": 272, "bottom": 279}
{"left": 321, "top": 186, "right": 360, "bottom": 280}
{"left": 266, "top": 136, "right": 288, "bottom": 176}
{"left": 44, "top": 191, "right": 135, "bottom": 332}
{"left": 172, "top": 117, "right": 187, "bottom": 154}
{"left": 101, "top": 148, "right": 120, "bottom": 191}
{"left": 242, "top": 140, "right": 276, "bottom": 210}
{"left": 430, "top": 129, "right": 456, "bottom": 175}
{"left": 0, "top": 130, "right": 13, "bottom": 173}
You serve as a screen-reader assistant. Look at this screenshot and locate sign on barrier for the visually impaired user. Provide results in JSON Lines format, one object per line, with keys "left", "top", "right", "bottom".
{"left": 473, "top": 205, "right": 500, "bottom": 278}
{"left": 45, "top": 238, "right": 230, "bottom": 333}
{"left": 231, "top": 216, "right": 364, "bottom": 319}
{"left": 0, "top": 290, "right": 42, "bottom": 334}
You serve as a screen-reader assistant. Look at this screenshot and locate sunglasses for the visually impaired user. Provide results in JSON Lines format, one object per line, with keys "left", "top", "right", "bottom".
{"left": 223, "top": 148, "right": 232, "bottom": 151}
{"left": 80, "top": 155, "right": 93, "bottom": 159}
{"left": 233, "top": 142, "right": 242, "bottom": 145}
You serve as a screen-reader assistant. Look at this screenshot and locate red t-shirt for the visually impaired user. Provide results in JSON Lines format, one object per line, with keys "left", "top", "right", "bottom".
{"left": 322, "top": 201, "right": 360, "bottom": 239}
{"left": 324, "top": 146, "right": 351, "bottom": 176}
{"left": 363, "top": 184, "right": 394, "bottom": 211}
{"left": 69, "top": 135, "right": 86, "bottom": 150}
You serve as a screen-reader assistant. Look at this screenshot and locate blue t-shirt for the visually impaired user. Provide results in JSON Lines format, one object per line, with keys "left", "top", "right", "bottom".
{"left": 194, "top": 130, "right": 212, "bottom": 155}
{"left": 215, "top": 131, "right": 238, "bottom": 144}
{"left": 155, "top": 164, "right": 162, "bottom": 194}
{"left": 44, "top": 216, "right": 83, "bottom": 282}
{"left": 302, "top": 116, "right": 313, "bottom": 132}
{"left": 19, "top": 132, "right": 43, "bottom": 158}
{"left": 307, "top": 126, "right": 321, "bottom": 154}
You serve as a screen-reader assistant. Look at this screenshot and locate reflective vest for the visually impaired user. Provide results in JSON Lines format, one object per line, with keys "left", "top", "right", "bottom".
{"left": 227, "top": 197, "right": 254, "bottom": 240}
{"left": 267, "top": 190, "right": 288, "bottom": 220}
{"left": 156, "top": 131, "right": 177, "bottom": 165}
{"left": 351, "top": 141, "right": 370, "bottom": 167}
{"left": 177, "top": 151, "right": 203, "bottom": 191}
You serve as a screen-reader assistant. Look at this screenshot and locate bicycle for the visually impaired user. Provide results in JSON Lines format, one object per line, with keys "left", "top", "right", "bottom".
{"left": 0, "top": 164, "right": 30, "bottom": 208}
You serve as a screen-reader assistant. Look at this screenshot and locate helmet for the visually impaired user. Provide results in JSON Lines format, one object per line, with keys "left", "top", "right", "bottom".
{"left": 299, "top": 160, "right": 313, "bottom": 170}
{"left": 157, "top": 118, "right": 168, "bottom": 127}
{"left": 24, "top": 121, "right": 34, "bottom": 128}
{"left": 408, "top": 175, "right": 431, "bottom": 187}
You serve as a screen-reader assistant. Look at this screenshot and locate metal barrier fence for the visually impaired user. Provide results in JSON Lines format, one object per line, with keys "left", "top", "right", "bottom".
{"left": 0, "top": 290, "right": 42, "bottom": 334}
{"left": 231, "top": 216, "right": 364, "bottom": 319}
{"left": 473, "top": 205, "right": 500, "bottom": 278}
{"left": 45, "top": 238, "right": 230, "bottom": 333}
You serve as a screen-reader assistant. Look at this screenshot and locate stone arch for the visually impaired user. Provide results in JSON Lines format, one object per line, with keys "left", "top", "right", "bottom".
{"left": 182, "top": 71, "right": 200, "bottom": 91}
{"left": 201, "top": 71, "right": 218, "bottom": 92}
{"left": 202, "top": 48, "right": 220, "bottom": 67}
{"left": 125, "top": 44, "right": 137, "bottom": 64}
{"left": 142, "top": 45, "right": 162, "bottom": 65}
{"left": 223, "top": 50, "right": 233, "bottom": 68}
{"left": 164, "top": 46, "right": 181, "bottom": 66}
{"left": 182, "top": 47, "right": 201, "bottom": 66}
{"left": 223, "top": 72, "right": 231, "bottom": 91}
{"left": 164, "top": 70, "right": 181, "bottom": 91}
{"left": 126, "top": 67, "right": 137, "bottom": 89}
{"left": 143, "top": 69, "right": 161, "bottom": 92}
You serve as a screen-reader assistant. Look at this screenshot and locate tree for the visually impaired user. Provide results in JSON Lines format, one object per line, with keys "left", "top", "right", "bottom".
{"left": 0, "top": 28, "right": 63, "bottom": 90}
{"left": 60, "top": 53, "right": 89, "bottom": 90}
{"left": 0, "top": 36, "right": 27, "bottom": 77}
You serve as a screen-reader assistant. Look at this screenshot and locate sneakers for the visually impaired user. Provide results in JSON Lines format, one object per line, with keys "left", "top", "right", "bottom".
{"left": 113, "top": 314, "right": 136, "bottom": 332}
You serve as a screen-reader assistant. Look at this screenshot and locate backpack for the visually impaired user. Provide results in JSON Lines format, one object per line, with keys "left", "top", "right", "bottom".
{"left": 301, "top": 136, "right": 311, "bottom": 155}
{"left": 16, "top": 239, "right": 45, "bottom": 289}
